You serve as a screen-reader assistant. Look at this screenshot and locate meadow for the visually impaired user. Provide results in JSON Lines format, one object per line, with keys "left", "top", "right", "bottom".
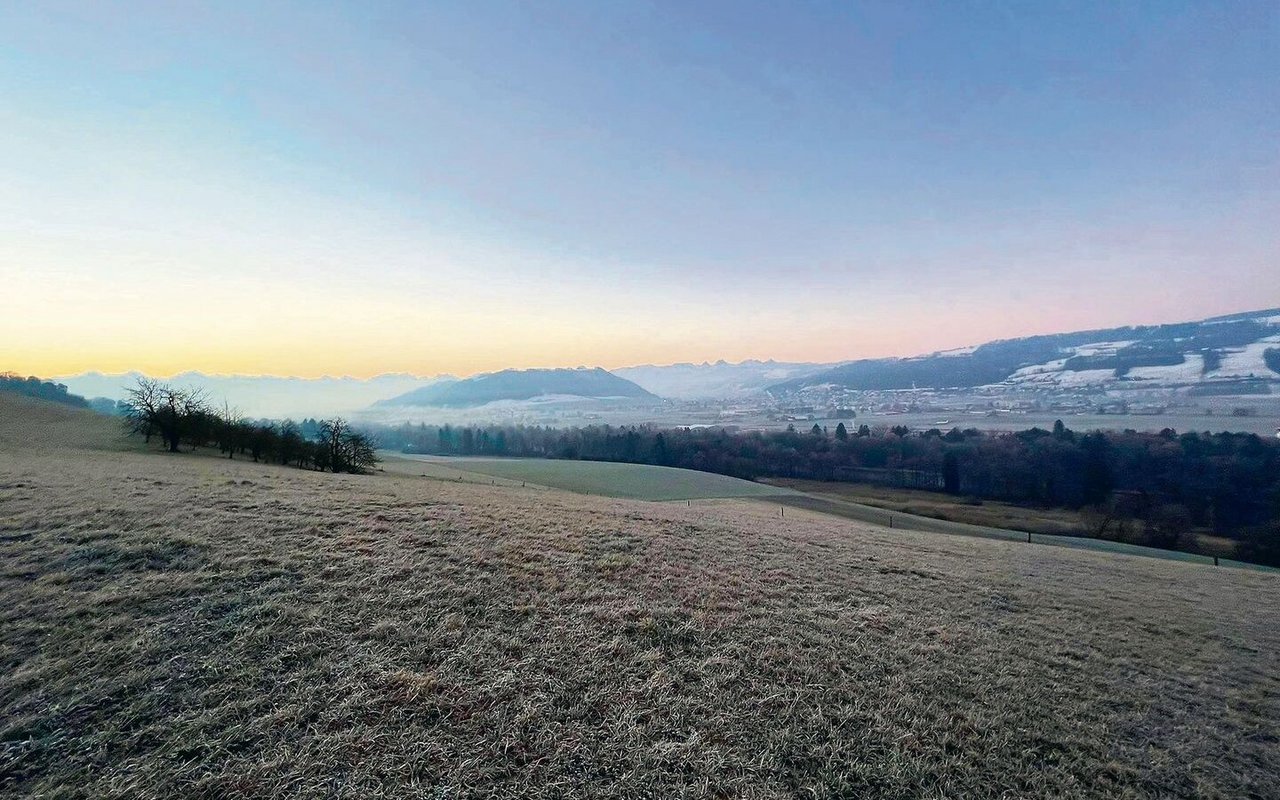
{"left": 389, "top": 453, "right": 798, "bottom": 501}
{"left": 393, "top": 454, "right": 1264, "bottom": 571}
{"left": 1, "top": 394, "right": 1278, "bottom": 798}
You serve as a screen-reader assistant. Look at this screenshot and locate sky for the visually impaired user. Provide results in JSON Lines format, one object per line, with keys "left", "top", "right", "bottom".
{"left": 2, "top": 1, "right": 1277, "bottom": 379}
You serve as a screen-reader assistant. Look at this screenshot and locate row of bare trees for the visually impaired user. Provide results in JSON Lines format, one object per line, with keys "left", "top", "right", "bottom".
{"left": 123, "top": 378, "right": 377, "bottom": 473}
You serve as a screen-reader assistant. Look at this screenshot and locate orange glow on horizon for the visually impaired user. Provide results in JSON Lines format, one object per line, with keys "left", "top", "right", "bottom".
{"left": 7, "top": 295, "right": 1272, "bottom": 381}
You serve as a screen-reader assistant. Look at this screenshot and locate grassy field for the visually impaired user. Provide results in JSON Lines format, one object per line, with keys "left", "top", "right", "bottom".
{"left": 389, "top": 453, "right": 798, "bottom": 501}
{"left": 389, "top": 457, "right": 1254, "bottom": 569}
{"left": 2, "top": 394, "right": 1280, "bottom": 798}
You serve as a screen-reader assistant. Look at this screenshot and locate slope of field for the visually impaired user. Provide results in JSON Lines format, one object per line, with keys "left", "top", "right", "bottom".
{"left": 0, "top": 392, "right": 133, "bottom": 451}
{"left": 2, "top": 401, "right": 1279, "bottom": 798}
{"left": 390, "top": 454, "right": 797, "bottom": 501}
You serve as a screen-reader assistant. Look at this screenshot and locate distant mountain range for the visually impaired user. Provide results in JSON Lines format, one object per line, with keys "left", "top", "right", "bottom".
{"left": 376, "top": 367, "right": 655, "bottom": 408}
{"left": 614, "top": 359, "right": 830, "bottom": 399}
{"left": 56, "top": 371, "right": 448, "bottom": 418}
{"left": 771, "top": 308, "right": 1280, "bottom": 395}
{"left": 46, "top": 309, "right": 1280, "bottom": 417}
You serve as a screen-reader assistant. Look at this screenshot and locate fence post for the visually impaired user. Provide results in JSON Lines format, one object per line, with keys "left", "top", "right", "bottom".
{"left": 1027, "top": 531, "right": 1031, "bottom": 544}
{"left": 889, "top": 515, "right": 893, "bottom": 529}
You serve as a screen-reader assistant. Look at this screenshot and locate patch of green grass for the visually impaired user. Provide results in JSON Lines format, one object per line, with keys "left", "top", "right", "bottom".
{"left": 393, "top": 455, "right": 799, "bottom": 501}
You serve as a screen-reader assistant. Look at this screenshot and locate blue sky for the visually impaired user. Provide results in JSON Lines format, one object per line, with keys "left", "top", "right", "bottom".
{"left": 2, "top": 1, "right": 1277, "bottom": 377}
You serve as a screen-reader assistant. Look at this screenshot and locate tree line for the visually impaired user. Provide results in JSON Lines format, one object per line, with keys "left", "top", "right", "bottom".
{"left": 123, "top": 378, "right": 378, "bottom": 473}
{"left": 373, "top": 419, "right": 1280, "bottom": 564}
{"left": 0, "top": 373, "right": 90, "bottom": 408}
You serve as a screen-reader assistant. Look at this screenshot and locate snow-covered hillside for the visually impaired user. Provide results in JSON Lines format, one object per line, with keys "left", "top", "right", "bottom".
{"left": 1001, "top": 331, "right": 1280, "bottom": 390}
{"left": 776, "top": 308, "right": 1280, "bottom": 394}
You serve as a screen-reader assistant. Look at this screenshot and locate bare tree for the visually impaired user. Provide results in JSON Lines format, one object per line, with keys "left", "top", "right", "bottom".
{"left": 122, "top": 378, "right": 208, "bottom": 452}
{"left": 278, "top": 419, "right": 305, "bottom": 467}
{"left": 317, "top": 418, "right": 379, "bottom": 473}
{"left": 346, "top": 429, "right": 378, "bottom": 473}
{"left": 159, "top": 385, "right": 208, "bottom": 453}
{"left": 321, "top": 417, "right": 349, "bottom": 472}
{"left": 120, "top": 379, "right": 373, "bottom": 473}
{"left": 249, "top": 422, "right": 277, "bottom": 463}
{"left": 122, "top": 378, "right": 162, "bottom": 443}
{"left": 216, "top": 401, "right": 245, "bottom": 458}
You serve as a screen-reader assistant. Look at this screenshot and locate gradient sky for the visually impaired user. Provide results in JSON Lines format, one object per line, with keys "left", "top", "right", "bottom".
{"left": 2, "top": 1, "right": 1277, "bottom": 378}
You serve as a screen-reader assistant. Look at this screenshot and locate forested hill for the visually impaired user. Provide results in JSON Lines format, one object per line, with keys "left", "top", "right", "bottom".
{"left": 772, "top": 308, "right": 1280, "bottom": 393}
{"left": 377, "top": 367, "right": 656, "bottom": 408}
{"left": 0, "top": 374, "right": 89, "bottom": 408}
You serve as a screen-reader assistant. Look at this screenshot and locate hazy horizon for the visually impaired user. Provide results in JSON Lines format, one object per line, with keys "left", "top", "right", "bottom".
{"left": 4, "top": 2, "right": 1278, "bottom": 378}
{"left": 34, "top": 303, "right": 1280, "bottom": 383}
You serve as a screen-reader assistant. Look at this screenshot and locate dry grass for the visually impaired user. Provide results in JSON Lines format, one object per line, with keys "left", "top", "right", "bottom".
{"left": 0, "top": 394, "right": 134, "bottom": 452}
{"left": 1, "top": 395, "right": 1279, "bottom": 798}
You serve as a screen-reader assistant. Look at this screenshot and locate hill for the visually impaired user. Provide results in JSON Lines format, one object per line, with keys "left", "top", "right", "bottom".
{"left": 0, "top": 373, "right": 90, "bottom": 409}
{"left": 773, "top": 308, "right": 1280, "bottom": 394}
{"left": 0, "top": 392, "right": 131, "bottom": 451}
{"left": 2, "top": 392, "right": 1278, "bottom": 797}
{"left": 377, "top": 367, "right": 656, "bottom": 408}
